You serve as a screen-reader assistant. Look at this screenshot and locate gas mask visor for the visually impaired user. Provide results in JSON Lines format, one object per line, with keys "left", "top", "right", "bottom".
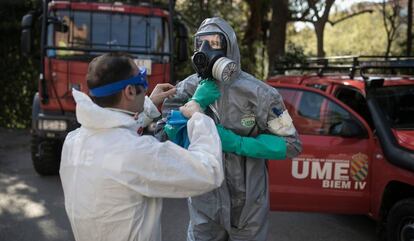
{"left": 194, "top": 33, "right": 227, "bottom": 52}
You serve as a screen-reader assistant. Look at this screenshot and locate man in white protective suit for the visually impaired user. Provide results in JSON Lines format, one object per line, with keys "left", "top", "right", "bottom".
{"left": 59, "top": 52, "right": 224, "bottom": 241}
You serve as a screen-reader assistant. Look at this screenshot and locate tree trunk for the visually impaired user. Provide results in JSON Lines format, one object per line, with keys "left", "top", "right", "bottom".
{"left": 385, "top": 37, "right": 392, "bottom": 57}
{"left": 243, "top": 0, "right": 264, "bottom": 74}
{"left": 407, "top": 0, "right": 413, "bottom": 56}
{"left": 196, "top": 0, "right": 210, "bottom": 26}
{"left": 315, "top": 0, "right": 335, "bottom": 58}
{"left": 267, "top": 0, "right": 289, "bottom": 76}
{"left": 315, "top": 22, "right": 325, "bottom": 57}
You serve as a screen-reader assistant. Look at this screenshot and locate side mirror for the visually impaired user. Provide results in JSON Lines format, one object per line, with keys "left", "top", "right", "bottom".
{"left": 329, "top": 118, "right": 367, "bottom": 138}
{"left": 21, "top": 13, "right": 34, "bottom": 56}
{"left": 175, "top": 22, "right": 188, "bottom": 63}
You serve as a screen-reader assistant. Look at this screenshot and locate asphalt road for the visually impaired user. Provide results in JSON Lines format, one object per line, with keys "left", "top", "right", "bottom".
{"left": 0, "top": 128, "right": 377, "bottom": 241}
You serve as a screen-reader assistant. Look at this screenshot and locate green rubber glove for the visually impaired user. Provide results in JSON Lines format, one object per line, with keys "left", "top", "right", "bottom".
{"left": 216, "top": 125, "right": 287, "bottom": 160}
{"left": 216, "top": 124, "right": 242, "bottom": 153}
{"left": 191, "top": 78, "right": 221, "bottom": 109}
{"left": 164, "top": 124, "right": 179, "bottom": 141}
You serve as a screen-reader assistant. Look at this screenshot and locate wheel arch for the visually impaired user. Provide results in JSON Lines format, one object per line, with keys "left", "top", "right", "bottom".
{"left": 379, "top": 181, "right": 414, "bottom": 222}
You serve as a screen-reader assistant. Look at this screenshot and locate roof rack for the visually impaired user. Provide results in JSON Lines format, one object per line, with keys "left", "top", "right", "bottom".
{"left": 273, "top": 55, "right": 414, "bottom": 79}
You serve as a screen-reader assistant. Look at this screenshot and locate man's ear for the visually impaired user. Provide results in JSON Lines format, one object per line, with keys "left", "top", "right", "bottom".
{"left": 123, "top": 85, "right": 136, "bottom": 101}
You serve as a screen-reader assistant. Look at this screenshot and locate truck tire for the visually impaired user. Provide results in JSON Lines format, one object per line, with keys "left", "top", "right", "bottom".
{"left": 387, "top": 198, "right": 414, "bottom": 241}
{"left": 31, "top": 135, "right": 62, "bottom": 176}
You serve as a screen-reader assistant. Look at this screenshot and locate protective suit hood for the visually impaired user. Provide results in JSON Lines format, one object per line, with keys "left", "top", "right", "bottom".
{"left": 72, "top": 89, "right": 138, "bottom": 129}
{"left": 196, "top": 17, "right": 241, "bottom": 80}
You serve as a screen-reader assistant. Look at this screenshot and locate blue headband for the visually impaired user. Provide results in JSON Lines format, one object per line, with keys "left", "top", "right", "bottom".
{"left": 90, "top": 68, "right": 148, "bottom": 97}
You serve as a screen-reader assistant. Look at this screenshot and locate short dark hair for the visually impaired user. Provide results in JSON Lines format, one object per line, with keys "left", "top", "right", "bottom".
{"left": 86, "top": 52, "right": 140, "bottom": 107}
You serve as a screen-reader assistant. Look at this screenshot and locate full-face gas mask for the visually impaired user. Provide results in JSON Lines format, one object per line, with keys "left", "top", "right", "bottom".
{"left": 191, "top": 32, "right": 237, "bottom": 82}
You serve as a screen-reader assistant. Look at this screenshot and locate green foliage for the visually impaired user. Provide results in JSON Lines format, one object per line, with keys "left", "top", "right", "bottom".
{"left": 287, "top": 23, "right": 316, "bottom": 56}
{"left": 286, "top": 7, "right": 406, "bottom": 57}
{"left": 325, "top": 10, "right": 389, "bottom": 56}
{"left": 0, "top": 0, "right": 39, "bottom": 129}
{"left": 271, "top": 41, "right": 307, "bottom": 76}
{"left": 284, "top": 42, "right": 307, "bottom": 63}
{"left": 176, "top": 0, "right": 248, "bottom": 40}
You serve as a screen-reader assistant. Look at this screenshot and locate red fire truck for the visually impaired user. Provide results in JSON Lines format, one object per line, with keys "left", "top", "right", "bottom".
{"left": 267, "top": 56, "right": 414, "bottom": 241}
{"left": 21, "top": 0, "right": 188, "bottom": 176}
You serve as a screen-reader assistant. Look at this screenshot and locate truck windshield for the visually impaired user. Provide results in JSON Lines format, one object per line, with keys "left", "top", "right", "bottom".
{"left": 374, "top": 85, "right": 414, "bottom": 129}
{"left": 47, "top": 10, "right": 169, "bottom": 57}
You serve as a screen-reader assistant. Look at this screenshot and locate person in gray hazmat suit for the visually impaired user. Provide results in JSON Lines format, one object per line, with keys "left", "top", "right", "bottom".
{"left": 159, "top": 17, "right": 302, "bottom": 240}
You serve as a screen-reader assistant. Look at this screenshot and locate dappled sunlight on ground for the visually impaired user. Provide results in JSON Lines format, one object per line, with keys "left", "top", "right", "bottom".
{"left": 0, "top": 129, "right": 73, "bottom": 241}
{"left": 0, "top": 174, "right": 47, "bottom": 218}
{"left": 0, "top": 173, "right": 67, "bottom": 240}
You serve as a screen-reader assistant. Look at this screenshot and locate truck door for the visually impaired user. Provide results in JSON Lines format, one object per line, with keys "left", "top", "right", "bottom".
{"left": 269, "top": 85, "right": 374, "bottom": 214}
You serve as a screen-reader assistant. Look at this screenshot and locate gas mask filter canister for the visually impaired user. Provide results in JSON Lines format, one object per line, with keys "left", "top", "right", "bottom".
{"left": 212, "top": 57, "right": 237, "bottom": 82}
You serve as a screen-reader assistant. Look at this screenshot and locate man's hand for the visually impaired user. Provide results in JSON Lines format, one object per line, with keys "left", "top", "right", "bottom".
{"left": 149, "top": 83, "right": 176, "bottom": 106}
{"left": 179, "top": 100, "right": 202, "bottom": 118}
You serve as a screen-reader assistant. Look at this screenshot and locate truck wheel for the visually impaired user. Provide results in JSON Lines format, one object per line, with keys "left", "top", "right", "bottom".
{"left": 387, "top": 198, "right": 414, "bottom": 241}
{"left": 31, "top": 135, "right": 62, "bottom": 176}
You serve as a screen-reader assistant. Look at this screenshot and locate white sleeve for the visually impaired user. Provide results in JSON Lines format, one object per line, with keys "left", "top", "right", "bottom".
{"left": 143, "top": 96, "right": 161, "bottom": 119}
{"left": 138, "top": 96, "right": 161, "bottom": 128}
{"left": 106, "top": 112, "right": 223, "bottom": 198}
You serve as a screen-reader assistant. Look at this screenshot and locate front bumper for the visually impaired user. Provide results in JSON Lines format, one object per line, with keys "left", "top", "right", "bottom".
{"left": 32, "top": 112, "right": 80, "bottom": 140}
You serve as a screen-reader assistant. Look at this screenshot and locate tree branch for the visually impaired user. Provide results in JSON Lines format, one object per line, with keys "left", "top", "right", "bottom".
{"left": 328, "top": 9, "right": 374, "bottom": 26}
{"left": 297, "top": 7, "right": 312, "bottom": 21}
{"left": 289, "top": 17, "right": 314, "bottom": 23}
{"left": 309, "top": 3, "right": 320, "bottom": 20}
{"left": 381, "top": 0, "right": 390, "bottom": 36}
{"left": 321, "top": 0, "right": 335, "bottom": 20}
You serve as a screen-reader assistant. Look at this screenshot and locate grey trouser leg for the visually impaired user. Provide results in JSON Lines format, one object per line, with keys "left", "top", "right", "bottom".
{"left": 229, "top": 219, "right": 269, "bottom": 241}
{"left": 187, "top": 219, "right": 229, "bottom": 241}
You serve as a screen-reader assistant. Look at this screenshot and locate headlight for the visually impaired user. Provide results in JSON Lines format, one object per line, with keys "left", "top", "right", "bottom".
{"left": 38, "top": 120, "right": 67, "bottom": 131}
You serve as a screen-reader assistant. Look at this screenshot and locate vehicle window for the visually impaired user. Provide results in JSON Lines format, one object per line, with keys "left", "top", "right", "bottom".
{"left": 92, "top": 13, "right": 110, "bottom": 48}
{"left": 92, "top": 12, "right": 131, "bottom": 50}
{"left": 306, "top": 83, "right": 327, "bottom": 92}
{"left": 150, "top": 17, "right": 164, "bottom": 53}
{"left": 111, "top": 13, "right": 129, "bottom": 47}
{"left": 298, "top": 91, "right": 323, "bottom": 120}
{"left": 48, "top": 10, "right": 89, "bottom": 56}
{"left": 335, "top": 87, "right": 373, "bottom": 128}
{"left": 324, "top": 99, "right": 353, "bottom": 134}
{"left": 374, "top": 85, "right": 414, "bottom": 129}
{"left": 131, "top": 16, "right": 164, "bottom": 52}
{"left": 130, "top": 15, "right": 147, "bottom": 50}
{"left": 72, "top": 11, "right": 90, "bottom": 47}
{"left": 278, "top": 88, "right": 365, "bottom": 137}
{"left": 48, "top": 10, "right": 167, "bottom": 56}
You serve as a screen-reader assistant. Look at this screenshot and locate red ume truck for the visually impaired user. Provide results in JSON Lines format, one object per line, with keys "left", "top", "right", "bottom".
{"left": 267, "top": 56, "right": 414, "bottom": 241}
{"left": 21, "top": 0, "right": 188, "bottom": 176}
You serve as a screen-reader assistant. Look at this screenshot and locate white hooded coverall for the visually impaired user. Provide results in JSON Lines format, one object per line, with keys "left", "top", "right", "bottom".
{"left": 60, "top": 89, "right": 224, "bottom": 241}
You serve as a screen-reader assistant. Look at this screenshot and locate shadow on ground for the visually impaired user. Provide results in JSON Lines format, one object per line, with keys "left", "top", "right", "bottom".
{"left": 0, "top": 128, "right": 74, "bottom": 241}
